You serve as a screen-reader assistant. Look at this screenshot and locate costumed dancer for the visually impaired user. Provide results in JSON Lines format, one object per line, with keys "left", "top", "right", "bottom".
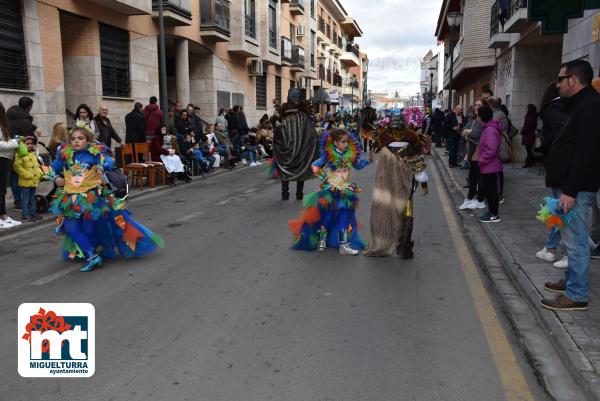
{"left": 364, "top": 120, "right": 429, "bottom": 259}
{"left": 272, "top": 87, "right": 320, "bottom": 200}
{"left": 359, "top": 99, "right": 377, "bottom": 152}
{"left": 289, "top": 128, "right": 373, "bottom": 255}
{"left": 49, "top": 125, "right": 163, "bottom": 272}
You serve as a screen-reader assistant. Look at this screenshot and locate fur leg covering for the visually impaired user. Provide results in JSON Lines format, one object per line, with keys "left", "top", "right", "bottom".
{"left": 363, "top": 148, "right": 415, "bottom": 257}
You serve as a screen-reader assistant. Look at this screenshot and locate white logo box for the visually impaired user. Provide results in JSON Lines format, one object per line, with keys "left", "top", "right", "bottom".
{"left": 18, "top": 303, "right": 95, "bottom": 378}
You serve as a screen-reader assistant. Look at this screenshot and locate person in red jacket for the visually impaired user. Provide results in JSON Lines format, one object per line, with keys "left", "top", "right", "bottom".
{"left": 143, "top": 96, "right": 164, "bottom": 141}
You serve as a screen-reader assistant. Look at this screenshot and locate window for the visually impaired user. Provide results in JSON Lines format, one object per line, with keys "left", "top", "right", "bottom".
{"left": 99, "top": 23, "right": 130, "bottom": 97}
{"left": 290, "top": 23, "right": 295, "bottom": 45}
{"left": 290, "top": 80, "right": 295, "bottom": 88}
{"left": 310, "top": 0, "right": 315, "bottom": 18}
{"left": 217, "top": 90, "right": 230, "bottom": 111}
{"left": 268, "top": 0, "right": 277, "bottom": 49}
{"left": 244, "top": 0, "right": 255, "bottom": 38}
{"left": 232, "top": 92, "right": 244, "bottom": 107}
{"left": 310, "top": 30, "right": 315, "bottom": 67}
{"left": 0, "top": 0, "right": 28, "bottom": 90}
{"left": 275, "top": 75, "right": 281, "bottom": 105}
{"left": 256, "top": 71, "right": 267, "bottom": 109}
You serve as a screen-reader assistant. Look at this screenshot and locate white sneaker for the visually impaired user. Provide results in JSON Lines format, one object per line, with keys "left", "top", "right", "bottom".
{"left": 535, "top": 247, "right": 556, "bottom": 262}
{"left": 255, "top": 161, "right": 262, "bottom": 165}
{"left": 249, "top": 162, "right": 258, "bottom": 167}
{"left": 553, "top": 255, "right": 569, "bottom": 269}
{"left": 241, "top": 159, "right": 248, "bottom": 165}
{"left": 0, "top": 219, "right": 16, "bottom": 229}
{"left": 472, "top": 200, "right": 486, "bottom": 209}
{"left": 459, "top": 198, "right": 474, "bottom": 210}
{"left": 4, "top": 216, "right": 22, "bottom": 226}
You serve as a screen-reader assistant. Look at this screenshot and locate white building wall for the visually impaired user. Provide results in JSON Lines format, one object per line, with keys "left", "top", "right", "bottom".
{"left": 563, "top": 9, "right": 600, "bottom": 72}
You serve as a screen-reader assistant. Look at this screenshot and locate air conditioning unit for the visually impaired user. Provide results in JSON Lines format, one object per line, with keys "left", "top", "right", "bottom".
{"left": 296, "top": 26, "right": 305, "bottom": 36}
{"left": 249, "top": 59, "right": 263, "bottom": 76}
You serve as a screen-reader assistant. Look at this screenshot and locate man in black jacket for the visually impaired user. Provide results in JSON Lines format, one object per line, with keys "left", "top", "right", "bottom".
{"left": 542, "top": 60, "right": 600, "bottom": 312}
{"left": 125, "top": 102, "right": 146, "bottom": 144}
{"left": 443, "top": 105, "right": 463, "bottom": 167}
{"left": 7, "top": 96, "right": 38, "bottom": 137}
{"left": 95, "top": 105, "right": 122, "bottom": 149}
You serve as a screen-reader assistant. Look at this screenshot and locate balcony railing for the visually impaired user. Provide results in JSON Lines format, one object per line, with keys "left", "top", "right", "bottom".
{"left": 281, "top": 37, "right": 292, "bottom": 63}
{"left": 290, "top": 0, "right": 304, "bottom": 9}
{"left": 337, "top": 35, "right": 343, "bottom": 48}
{"left": 326, "top": 69, "right": 332, "bottom": 84}
{"left": 292, "top": 45, "right": 304, "bottom": 67}
{"left": 490, "top": 1, "right": 500, "bottom": 37}
{"left": 490, "top": 0, "right": 527, "bottom": 36}
{"left": 200, "top": 0, "right": 230, "bottom": 35}
{"left": 505, "top": 0, "right": 527, "bottom": 21}
{"left": 152, "top": 0, "right": 192, "bottom": 19}
{"left": 346, "top": 43, "right": 359, "bottom": 57}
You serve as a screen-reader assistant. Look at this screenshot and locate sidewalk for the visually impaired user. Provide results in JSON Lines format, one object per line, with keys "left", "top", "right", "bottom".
{"left": 432, "top": 147, "right": 600, "bottom": 399}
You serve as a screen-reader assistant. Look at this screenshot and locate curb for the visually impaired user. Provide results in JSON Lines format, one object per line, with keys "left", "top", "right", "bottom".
{"left": 0, "top": 164, "right": 248, "bottom": 239}
{"left": 430, "top": 149, "right": 596, "bottom": 401}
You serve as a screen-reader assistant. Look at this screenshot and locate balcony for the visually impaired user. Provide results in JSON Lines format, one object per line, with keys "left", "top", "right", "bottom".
{"left": 291, "top": 45, "right": 305, "bottom": 71}
{"left": 502, "top": 0, "right": 530, "bottom": 33}
{"left": 340, "top": 18, "right": 363, "bottom": 37}
{"left": 340, "top": 43, "right": 360, "bottom": 67}
{"left": 289, "top": 0, "right": 305, "bottom": 15}
{"left": 488, "top": 0, "right": 511, "bottom": 48}
{"left": 281, "top": 37, "right": 292, "bottom": 66}
{"left": 89, "top": 0, "right": 151, "bottom": 15}
{"left": 326, "top": 69, "right": 332, "bottom": 84}
{"left": 152, "top": 0, "right": 192, "bottom": 25}
{"left": 200, "top": 0, "right": 230, "bottom": 41}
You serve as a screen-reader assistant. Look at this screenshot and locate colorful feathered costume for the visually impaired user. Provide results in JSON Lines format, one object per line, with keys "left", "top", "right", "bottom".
{"left": 364, "top": 122, "right": 429, "bottom": 259}
{"left": 49, "top": 143, "right": 163, "bottom": 271}
{"left": 288, "top": 131, "right": 369, "bottom": 254}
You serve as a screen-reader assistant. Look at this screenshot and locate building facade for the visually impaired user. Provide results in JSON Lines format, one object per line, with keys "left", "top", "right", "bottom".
{"left": 0, "top": 0, "right": 366, "bottom": 144}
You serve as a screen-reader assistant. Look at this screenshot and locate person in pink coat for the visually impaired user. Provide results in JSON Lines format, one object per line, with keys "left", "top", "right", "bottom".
{"left": 477, "top": 105, "right": 503, "bottom": 223}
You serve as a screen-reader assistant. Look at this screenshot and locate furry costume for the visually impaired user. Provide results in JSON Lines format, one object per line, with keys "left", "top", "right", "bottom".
{"left": 359, "top": 103, "right": 377, "bottom": 151}
{"left": 364, "top": 124, "right": 429, "bottom": 258}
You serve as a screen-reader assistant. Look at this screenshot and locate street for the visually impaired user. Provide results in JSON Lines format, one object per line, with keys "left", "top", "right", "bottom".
{"left": 1, "top": 160, "right": 552, "bottom": 401}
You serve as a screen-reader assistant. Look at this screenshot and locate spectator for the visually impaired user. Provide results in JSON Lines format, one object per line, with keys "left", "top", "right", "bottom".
{"left": 541, "top": 60, "right": 600, "bottom": 311}
{"left": 13, "top": 135, "right": 43, "bottom": 222}
{"left": 476, "top": 105, "right": 503, "bottom": 223}
{"left": 538, "top": 83, "right": 565, "bottom": 158}
{"left": 459, "top": 98, "right": 487, "bottom": 210}
{"left": 74, "top": 104, "right": 98, "bottom": 138}
{"left": 239, "top": 135, "right": 259, "bottom": 166}
{"left": 179, "top": 133, "right": 210, "bottom": 173}
{"left": 175, "top": 110, "right": 192, "bottom": 139}
{"left": 94, "top": 105, "right": 122, "bottom": 149}
{"left": 227, "top": 106, "right": 243, "bottom": 147}
{"left": 151, "top": 124, "right": 185, "bottom": 186}
{"left": 189, "top": 105, "right": 204, "bottom": 138}
{"left": 482, "top": 88, "right": 493, "bottom": 100}
{"left": 444, "top": 105, "right": 463, "bottom": 168}
{"left": 432, "top": 108, "right": 444, "bottom": 147}
{"left": 459, "top": 106, "right": 475, "bottom": 168}
{"left": 214, "top": 122, "right": 237, "bottom": 165}
{"left": 125, "top": 102, "right": 146, "bottom": 144}
{"left": 143, "top": 96, "right": 164, "bottom": 140}
{"left": 173, "top": 101, "right": 183, "bottom": 120}
{"left": 487, "top": 97, "right": 507, "bottom": 202}
{"left": 48, "top": 122, "right": 69, "bottom": 159}
{"left": 521, "top": 104, "right": 538, "bottom": 168}
{"left": 215, "top": 108, "right": 228, "bottom": 135}
{"left": 0, "top": 102, "right": 21, "bottom": 229}
{"left": 7, "top": 96, "right": 38, "bottom": 137}
{"left": 199, "top": 134, "right": 219, "bottom": 169}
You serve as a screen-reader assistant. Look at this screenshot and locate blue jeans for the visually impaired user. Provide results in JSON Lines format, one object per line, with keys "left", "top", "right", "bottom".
{"left": 20, "top": 186, "right": 36, "bottom": 218}
{"left": 561, "top": 191, "right": 597, "bottom": 302}
{"left": 241, "top": 149, "right": 256, "bottom": 163}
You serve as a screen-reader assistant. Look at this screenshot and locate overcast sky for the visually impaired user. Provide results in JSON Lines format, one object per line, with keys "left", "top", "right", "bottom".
{"left": 341, "top": 0, "right": 442, "bottom": 97}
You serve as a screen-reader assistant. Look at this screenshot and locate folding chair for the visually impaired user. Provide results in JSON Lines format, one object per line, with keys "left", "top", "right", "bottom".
{"left": 135, "top": 142, "right": 167, "bottom": 186}
{"left": 120, "top": 144, "right": 149, "bottom": 190}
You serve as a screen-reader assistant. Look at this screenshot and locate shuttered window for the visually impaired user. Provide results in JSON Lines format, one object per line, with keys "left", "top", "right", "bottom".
{"left": 232, "top": 92, "right": 244, "bottom": 107}
{"left": 274, "top": 75, "right": 281, "bottom": 105}
{"left": 217, "top": 90, "right": 230, "bottom": 111}
{"left": 256, "top": 71, "right": 267, "bottom": 109}
{"left": 0, "top": 0, "right": 28, "bottom": 90}
{"left": 99, "top": 23, "right": 130, "bottom": 97}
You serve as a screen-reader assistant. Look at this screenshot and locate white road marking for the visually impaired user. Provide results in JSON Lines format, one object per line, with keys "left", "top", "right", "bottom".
{"left": 215, "top": 198, "right": 232, "bottom": 205}
{"left": 30, "top": 268, "right": 77, "bottom": 286}
{"left": 176, "top": 211, "right": 204, "bottom": 222}
{"left": 243, "top": 188, "right": 258, "bottom": 193}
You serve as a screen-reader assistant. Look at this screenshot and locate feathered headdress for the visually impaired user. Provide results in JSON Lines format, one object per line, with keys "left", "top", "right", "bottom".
{"left": 536, "top": 197, "right": 574, "bottom": 230}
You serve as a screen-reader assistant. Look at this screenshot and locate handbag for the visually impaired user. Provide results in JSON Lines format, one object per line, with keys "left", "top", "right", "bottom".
{"left": 498, "top": 132, "right": 513, "bottom": 163}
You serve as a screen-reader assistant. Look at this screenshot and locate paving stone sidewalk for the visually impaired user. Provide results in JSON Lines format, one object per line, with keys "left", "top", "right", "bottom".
{"left": 433, "top": 146, "right": 600, "bottom": 395}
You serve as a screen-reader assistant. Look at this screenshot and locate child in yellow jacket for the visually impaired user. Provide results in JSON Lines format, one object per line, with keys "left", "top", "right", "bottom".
{"left": 13, "top": 136, "right": 43, "bottom": 222}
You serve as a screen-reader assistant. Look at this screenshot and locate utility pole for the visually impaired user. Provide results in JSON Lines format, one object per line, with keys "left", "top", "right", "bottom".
{"left": 157, "top": 0, "right": 169, "bottom": 126}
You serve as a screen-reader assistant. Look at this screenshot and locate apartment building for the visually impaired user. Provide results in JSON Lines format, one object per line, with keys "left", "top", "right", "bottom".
{"left": 314, "top": 0, "right": 363, "bottom": 113}
{"left": 0, "top": 0, "right": 366, "bottom": 143}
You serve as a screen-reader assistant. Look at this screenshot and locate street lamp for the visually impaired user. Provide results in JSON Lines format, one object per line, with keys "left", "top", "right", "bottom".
{"left": 350, "top": 74, "right": 357, "bottom": 112}
{"left": 446, "top": 11, "right": 462, "bottom": 110}
{"left": 429, "top": 71, "right": 434, "bottom": 107}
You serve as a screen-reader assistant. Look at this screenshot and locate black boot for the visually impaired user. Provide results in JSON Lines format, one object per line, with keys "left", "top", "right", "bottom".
{"left": 397, "top": 216, "right": 414, "bottom": 259}
{"left": 281, "top": 181, "right": 290, "bottom": 200}
{"left": 296, "top": 181, "right": 304, "bottom": 200}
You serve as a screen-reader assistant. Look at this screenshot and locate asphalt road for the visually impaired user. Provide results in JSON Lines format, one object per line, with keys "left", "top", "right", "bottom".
{"left": 0, "top": 159, "right": 552, "bottom": 401}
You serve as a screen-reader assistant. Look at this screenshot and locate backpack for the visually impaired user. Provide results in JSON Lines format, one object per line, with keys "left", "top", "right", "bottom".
{"left": 498, "top": 132, "right": 513, "bottom": 163}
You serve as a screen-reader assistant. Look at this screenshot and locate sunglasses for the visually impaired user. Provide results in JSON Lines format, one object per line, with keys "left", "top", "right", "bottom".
{"left": 556, "top": 75, "right": 572, "bottom": 82}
